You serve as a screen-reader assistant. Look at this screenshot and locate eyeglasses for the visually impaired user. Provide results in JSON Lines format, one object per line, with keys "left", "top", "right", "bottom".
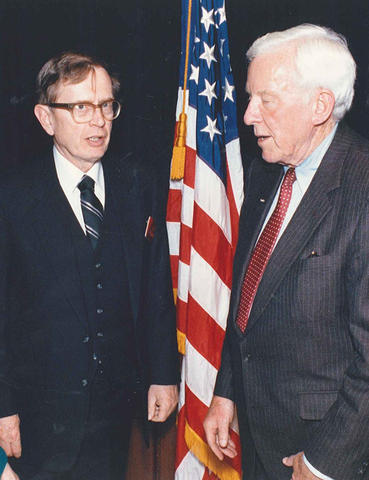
{"left": 47, "top": 100, "right": 121, "bottom": 123}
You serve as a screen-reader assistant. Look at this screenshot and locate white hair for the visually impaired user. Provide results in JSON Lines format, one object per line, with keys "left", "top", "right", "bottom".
{"left": 246, "top": 24, "right": 356, "bottom": 121}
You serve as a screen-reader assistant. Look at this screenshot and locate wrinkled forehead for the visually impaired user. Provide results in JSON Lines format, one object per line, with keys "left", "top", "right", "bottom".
{"left": 246, "top": 47, "right": 300, "bottom": 94}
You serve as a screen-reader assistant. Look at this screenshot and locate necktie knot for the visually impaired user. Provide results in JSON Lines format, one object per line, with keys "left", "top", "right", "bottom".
{"left": 78, "top": 175, "right": 95, "bottom": 193}
{"left": 284, "top": 167, "right": 296, "bottom": 187}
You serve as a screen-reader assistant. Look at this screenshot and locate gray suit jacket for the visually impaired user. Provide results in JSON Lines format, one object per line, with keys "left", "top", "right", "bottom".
{"left": 215, "top": 124, "right": 369, "bottom": 480}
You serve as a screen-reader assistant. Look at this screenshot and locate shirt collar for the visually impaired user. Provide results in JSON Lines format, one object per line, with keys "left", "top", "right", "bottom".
{"left": 284, "top": 123, "right": 338, "bottom": 193}
{"left": 53, "top": 145, "right": 104, "bottom": 195}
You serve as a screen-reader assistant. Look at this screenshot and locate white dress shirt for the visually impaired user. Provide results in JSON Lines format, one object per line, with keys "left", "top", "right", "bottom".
{"left": 259, "top": 124, "right": 338, "bottom": 480}
{"left": 53, "top": 146, "right": 105, "bottom": 234}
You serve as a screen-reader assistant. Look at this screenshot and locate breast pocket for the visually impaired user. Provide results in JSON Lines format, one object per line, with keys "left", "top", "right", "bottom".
{"left": 294, "top": 254, "right": 341, "bottom": 320}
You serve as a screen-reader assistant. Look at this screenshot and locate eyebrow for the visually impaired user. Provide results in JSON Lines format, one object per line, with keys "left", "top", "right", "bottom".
{"left": 68, "top": 97, "right": 115, "bottom": 104}
{"left": 246, "top": 89, "right": 278, "bottom": 97}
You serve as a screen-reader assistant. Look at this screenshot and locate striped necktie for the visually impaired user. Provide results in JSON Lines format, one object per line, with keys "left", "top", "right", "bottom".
{"left": 236, "top": 167, "right": 296, "bottom": 332}
{"left": 77, "top": 175, "right": 104, "bottom": 250}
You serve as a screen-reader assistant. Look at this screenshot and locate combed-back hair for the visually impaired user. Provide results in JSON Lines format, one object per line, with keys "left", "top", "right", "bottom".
{"left": 247, "top": 24, "right": 356, "bottom": 121}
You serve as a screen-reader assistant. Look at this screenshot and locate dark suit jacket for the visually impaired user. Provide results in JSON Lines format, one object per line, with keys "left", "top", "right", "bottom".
{"left": 0, "top": 149, "right": 178, "bottom": 471}
{"left": 215, "top": 124, "right": 369, "bottom": 480}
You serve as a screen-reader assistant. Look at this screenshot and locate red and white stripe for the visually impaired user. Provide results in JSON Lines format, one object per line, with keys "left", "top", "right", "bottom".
{"left": 167, "top": 89, "right": 244, "bottom": 480}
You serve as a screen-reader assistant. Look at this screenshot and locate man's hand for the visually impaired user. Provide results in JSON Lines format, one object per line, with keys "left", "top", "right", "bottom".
{"left": 0, "top": 415, "right": 21, "bottom": 459}
{"left": 203, "top": 395, "right": 237, "bottom": 461}
{"left": 147, "top": 384, "right": 178, "bottom": 422}
{"left": 283, "top": 452, "right": 320, "bottom": 479}
{"left": 1, "top": 463, "right": 20, "bottom": 480}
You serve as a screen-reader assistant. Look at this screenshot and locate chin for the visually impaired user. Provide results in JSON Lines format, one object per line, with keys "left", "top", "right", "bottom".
{"left": 88, "top": 147, "right": 108, "bottom": 159}
{"left": 261, "top": 153, "right": 280, "bottom": 164}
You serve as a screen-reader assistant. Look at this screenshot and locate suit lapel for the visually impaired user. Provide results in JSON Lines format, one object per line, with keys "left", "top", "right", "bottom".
{"left": 246, "top": 126, "right": 348, "bottom": 330}
{"left": 27, "top": 154, "right": 89, "bottom": 325}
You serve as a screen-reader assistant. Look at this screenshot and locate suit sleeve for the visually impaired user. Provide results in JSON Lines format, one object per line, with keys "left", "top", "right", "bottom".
{"left": 213, "top": 327, "right": 235, "bottom": 401}
{"left": 214, "top": 160, "right": 257, "bottom": 403}
{"left": 304, "top": 198, "right": 369, "bottom": 479}
{"left": 142, "top": 169, "right": 179, "bottom": 386}
{"left": 0, "top": 211, "right": 17, "bottom": 417}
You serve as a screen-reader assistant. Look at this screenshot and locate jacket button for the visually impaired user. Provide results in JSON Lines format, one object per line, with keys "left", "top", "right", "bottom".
{"left": 97, "top": 332, "right": 104, "bottom": 337}
{"left": 82, "top": 336, "right": 90, "bottom": 343}
{"left": 81, "top": 379, "right": 88, "bottom": 387}
{"left": 97, "top": 308, "right": 103, "bottom": 314}
{"left": 358, "top": 462, "right": 369, "bottom": 475}
{"left": 96, "top": 283, "right": 103, "bottom": 289}
{"left": 95, "top": 263, "right": 102, "bottom": 269}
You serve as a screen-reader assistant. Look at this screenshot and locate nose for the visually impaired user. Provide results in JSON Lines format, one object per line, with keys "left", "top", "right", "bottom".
{"left": 244, "top": 97, "right": 261, "bottom": 126}
{"left": 90, "top": 106, "right": 105, "bottom": 127}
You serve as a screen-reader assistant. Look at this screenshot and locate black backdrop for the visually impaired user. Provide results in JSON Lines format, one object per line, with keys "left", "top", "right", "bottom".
{"left": 1, "top": 0, "right": 368, "bottom": 171}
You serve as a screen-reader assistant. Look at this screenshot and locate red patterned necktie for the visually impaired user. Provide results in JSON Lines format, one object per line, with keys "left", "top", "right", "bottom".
{"left": 236, "top": 167, "right": 296, "bottom": 332}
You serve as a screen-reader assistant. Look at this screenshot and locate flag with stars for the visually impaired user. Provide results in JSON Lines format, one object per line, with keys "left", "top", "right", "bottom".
{"left": 166, "top": 0, "right": 244, "bottom": 478}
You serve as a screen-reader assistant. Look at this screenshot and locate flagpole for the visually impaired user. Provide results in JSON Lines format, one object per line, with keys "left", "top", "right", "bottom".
{"left": 170, "top": 0, "right": 193, "bottom": 180}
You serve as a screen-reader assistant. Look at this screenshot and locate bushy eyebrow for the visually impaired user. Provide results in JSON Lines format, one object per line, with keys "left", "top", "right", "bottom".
{"left": 245, "top": 88, "right": 278, "bottom": 97}
{"left": 69, "top": 97, "right": 115, "bottom": 105}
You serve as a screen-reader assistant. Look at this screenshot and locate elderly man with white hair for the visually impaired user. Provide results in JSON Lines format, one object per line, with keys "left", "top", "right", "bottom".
{"left": 204, "top": 24, "right": 369, "bottom": 480}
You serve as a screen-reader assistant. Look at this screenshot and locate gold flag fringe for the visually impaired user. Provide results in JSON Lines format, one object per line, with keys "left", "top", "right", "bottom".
{"left": 177, "top": 329, "right": 186, "bottom": 355}
{"left": 184, "top": 422, "right": 241, "bottom": 480}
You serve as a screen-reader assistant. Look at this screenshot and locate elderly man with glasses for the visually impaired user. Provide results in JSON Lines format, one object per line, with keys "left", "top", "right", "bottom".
{"left": 0, "top": 52, "right": 178, "bottom": 480}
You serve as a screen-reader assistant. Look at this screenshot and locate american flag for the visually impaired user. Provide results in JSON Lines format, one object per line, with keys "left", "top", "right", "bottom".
{"left": 166, "top": 0, "right": 244, "bottom": 479}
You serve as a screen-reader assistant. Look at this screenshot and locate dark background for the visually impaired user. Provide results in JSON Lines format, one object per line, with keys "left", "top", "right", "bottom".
{"left": 0, "top": 0, "right": 368, "bottom": 170}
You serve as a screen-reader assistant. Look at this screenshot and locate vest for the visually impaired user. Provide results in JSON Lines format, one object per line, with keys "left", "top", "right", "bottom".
{"left": 74, "top": 185, "right": 137, "bottom": 388}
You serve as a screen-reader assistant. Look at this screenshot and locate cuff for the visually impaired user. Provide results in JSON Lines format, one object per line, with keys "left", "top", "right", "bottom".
{"left": 304, "top": 454, "right": 334, "bottom": 480}
{"left": 0, "top": 447, "right": 7, "bottom": 476}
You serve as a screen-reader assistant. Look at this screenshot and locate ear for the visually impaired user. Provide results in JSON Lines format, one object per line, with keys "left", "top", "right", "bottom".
{"left": 312, "top": 89, "right": 335, "bottom": 126}
{"left": 34, "top": 104, "right": 55, "bottom": 136}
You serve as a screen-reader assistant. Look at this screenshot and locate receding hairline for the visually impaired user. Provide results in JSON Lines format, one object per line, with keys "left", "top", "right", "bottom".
{"left": 36, "top": 52, "right": 120, "bottom": 104}
{"left": 247, "top": 36, "right": 318, "bottom": 74}
{"left": 245, "top": 24, "right": 356, "bottom": 121}
{"left": 52, "top": 65, "right": 113, "bottom": 100}
{"left": 246, "top": 43, "right": 304, "bottom": 90}
{"left": 246, "top": 24, "right": 348, "bottom": 61}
